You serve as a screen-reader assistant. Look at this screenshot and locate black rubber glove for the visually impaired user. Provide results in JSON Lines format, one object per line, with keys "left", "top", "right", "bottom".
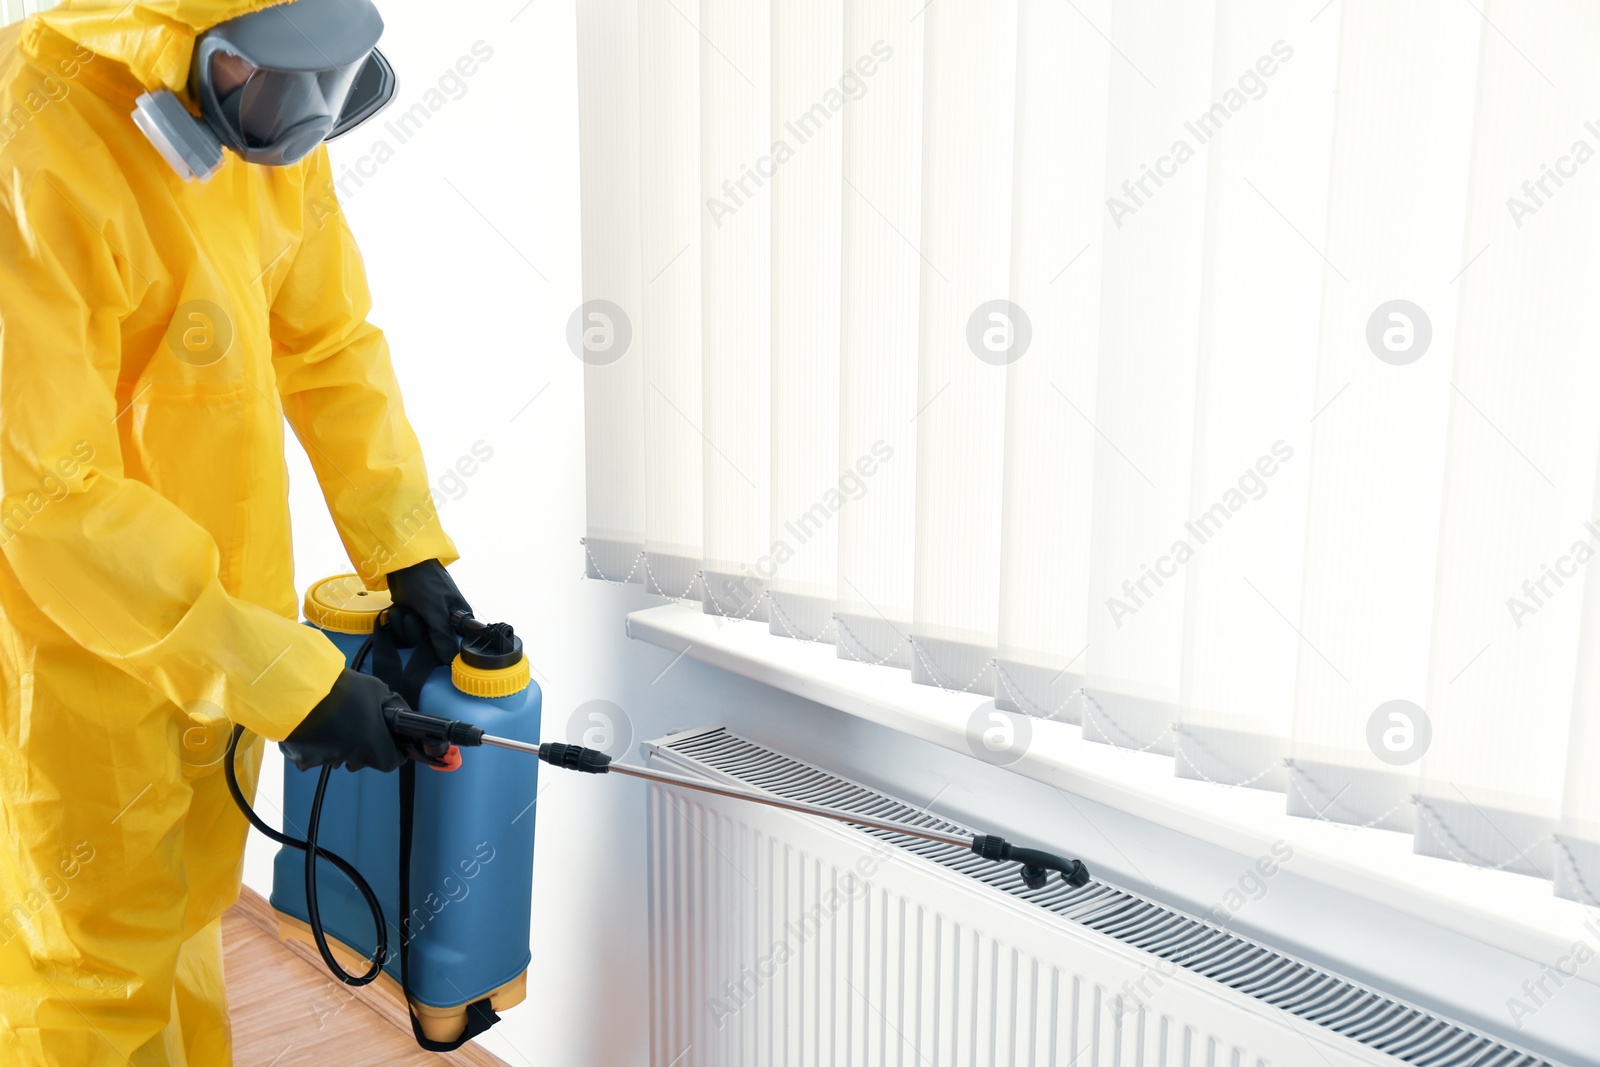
{"left": 281, "top": 669, "right": 407, "bottom": 774}
{"left": 386, "top": 558, "right": 473, "bottom": 664}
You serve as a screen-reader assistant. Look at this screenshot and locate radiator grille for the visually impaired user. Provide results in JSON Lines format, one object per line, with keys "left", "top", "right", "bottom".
{"left": 647, "top": 726, "right": 1567, "bottom": 1067}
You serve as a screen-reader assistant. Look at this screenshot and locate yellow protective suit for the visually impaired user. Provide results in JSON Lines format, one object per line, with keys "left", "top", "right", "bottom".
{"left": 0, "top": 2, "right": 457, "bottom": 1063}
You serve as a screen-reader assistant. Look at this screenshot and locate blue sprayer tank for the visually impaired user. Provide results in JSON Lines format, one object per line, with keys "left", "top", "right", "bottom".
{"left": 270, "top": 574, "right": 540, "bottom": 1043}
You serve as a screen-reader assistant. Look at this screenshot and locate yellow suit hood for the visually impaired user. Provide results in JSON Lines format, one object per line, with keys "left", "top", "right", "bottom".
{"left": 37, "top": 0, "right": 292, "bottom": 93}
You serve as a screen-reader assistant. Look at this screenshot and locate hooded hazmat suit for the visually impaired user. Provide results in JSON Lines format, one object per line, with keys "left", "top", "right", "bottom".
{"left": 0, "top": 1, "right": 457, "bottom": 1063}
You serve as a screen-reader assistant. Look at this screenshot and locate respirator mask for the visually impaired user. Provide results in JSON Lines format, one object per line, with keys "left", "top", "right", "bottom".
{"left": 132, "top": 0, "right": 397, "bottom": 182}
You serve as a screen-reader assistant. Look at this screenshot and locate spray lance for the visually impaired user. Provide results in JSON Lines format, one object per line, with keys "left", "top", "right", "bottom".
{"left": 391, "top": 611, "right": 1093, "bottom": 892}
{"left": 399, "top": 712, "right": 1092, "bottom": 889}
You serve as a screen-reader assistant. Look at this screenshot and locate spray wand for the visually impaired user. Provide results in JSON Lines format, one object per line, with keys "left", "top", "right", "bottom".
{"left": 389, "top": 703, "right": 1092, "bottom": 892}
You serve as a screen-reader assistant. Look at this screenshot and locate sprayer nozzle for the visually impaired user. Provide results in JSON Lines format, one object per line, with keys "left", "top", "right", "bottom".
{"left": 968, "top": 834, "right": 1090, "bottom": 889}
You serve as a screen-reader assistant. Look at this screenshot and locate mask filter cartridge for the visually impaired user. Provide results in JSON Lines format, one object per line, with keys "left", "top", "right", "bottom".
{"left": 132, "top": 91, "right": 224, "bottom": 182}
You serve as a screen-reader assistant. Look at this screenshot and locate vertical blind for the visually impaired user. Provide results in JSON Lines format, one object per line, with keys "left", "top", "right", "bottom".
{"left": 575, "top": 0, "right": 1600, "bottom": 905}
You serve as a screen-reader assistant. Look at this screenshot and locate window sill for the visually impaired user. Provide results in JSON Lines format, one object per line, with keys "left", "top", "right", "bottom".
{"left": 625, "top": 601, "right": 1595, "bottom": 972}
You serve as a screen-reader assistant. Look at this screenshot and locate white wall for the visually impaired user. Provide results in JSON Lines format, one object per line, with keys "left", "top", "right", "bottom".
{"left": 240, "top": 4, "right": 1598, "bottom": 1066}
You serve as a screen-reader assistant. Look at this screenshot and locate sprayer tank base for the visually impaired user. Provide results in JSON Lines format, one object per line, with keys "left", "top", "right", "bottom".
{"left": 271, "top": 908, "right": 528, "bottom": 1043}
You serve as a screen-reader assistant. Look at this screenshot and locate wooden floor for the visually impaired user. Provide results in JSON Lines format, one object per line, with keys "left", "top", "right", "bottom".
{"left": 223, "top": 889, "right": 506, "bottom": 1067}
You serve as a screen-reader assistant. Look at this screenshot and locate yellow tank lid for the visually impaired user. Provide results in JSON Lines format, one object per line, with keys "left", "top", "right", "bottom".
{"left": 303, "top": 574, "right": 392, "bottom": 634}
{"left": 452, "top": 653, "right": 532, "bottom": 699}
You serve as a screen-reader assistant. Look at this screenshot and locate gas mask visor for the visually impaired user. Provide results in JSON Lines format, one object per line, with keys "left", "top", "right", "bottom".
{"left": 134, "top": 0, "right": 396, "bottom": 181}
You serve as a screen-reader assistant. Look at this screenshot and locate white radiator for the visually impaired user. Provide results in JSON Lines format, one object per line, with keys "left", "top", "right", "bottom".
{"left": 644, "top": 728, "right": 1561, "bottom": 1067}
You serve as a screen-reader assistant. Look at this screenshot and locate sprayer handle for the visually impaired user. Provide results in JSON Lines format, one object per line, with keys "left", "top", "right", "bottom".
{"left": 383, "top": 707, "right": 485, "bottom": 770}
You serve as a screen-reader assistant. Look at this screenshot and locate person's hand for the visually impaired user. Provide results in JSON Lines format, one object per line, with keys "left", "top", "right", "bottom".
{"left": 281, "top": 669, "right": 406, "bottom": 773}
{"left": 385, "top": 558, "right": 473, "bottom": 663}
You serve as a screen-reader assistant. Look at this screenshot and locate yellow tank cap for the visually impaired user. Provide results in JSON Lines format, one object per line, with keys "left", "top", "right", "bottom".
{"left": 303, "top": 574, "right": 392, "bottom": 634}
{"left": 452, "top": 653, "right": 532, "bottom": 699}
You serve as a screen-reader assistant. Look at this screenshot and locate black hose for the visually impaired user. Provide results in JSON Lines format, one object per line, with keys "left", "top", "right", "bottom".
{"left": 224, "top": 722, "right": 388, "bottom": 986}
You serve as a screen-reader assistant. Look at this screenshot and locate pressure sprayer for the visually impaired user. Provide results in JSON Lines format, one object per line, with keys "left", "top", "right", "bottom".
{"left": 227, "top": 575, "right": 1091, "bottom": 1053}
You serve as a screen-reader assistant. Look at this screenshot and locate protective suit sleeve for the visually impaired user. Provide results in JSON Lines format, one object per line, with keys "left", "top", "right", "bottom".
{"left": 271, "top": 147, "right": 458, "bottom": 589}
{"left": 0, "top": 173, "right": 346, "bottom": 742}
